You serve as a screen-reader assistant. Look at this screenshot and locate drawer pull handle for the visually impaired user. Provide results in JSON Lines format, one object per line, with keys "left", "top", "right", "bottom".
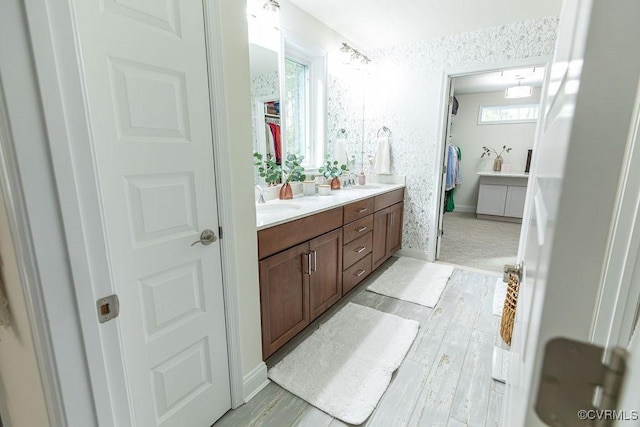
{"left": 355, "top": 246, "right": 367, "bottom": 253}
{"left": 356, "top": 226, "right": 367, "bottom": 233}
{"left": 305, "top": 253, "right": 312, "bottom": 275}
{"left": 355, "top": 269, "right": 366, "bottom": 277}
{"left": 311, "top": 250, "right": 317, "bottom": 272}
{"left": 357, "top": 207, "right": 368, "bottom": 213}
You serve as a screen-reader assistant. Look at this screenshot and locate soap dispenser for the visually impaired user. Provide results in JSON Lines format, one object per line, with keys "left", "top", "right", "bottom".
{"left": 358, "top": 169, "right": 366, "bottom": 185}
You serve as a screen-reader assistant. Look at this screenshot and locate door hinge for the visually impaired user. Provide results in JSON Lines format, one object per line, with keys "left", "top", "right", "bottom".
{"left": 448, "top": 95, "right": 453, "bottom": 106}
{"left": 97, "top": 294, "right": 119, "bottom": 323}
{"left": 443, "top": 164, "right": 447, "bottom": 175}
{"left": 218, "top": 226, "right": 223, "bottom": 240}
{"left": 535, "top": 337, "right": 628, "bottom": 427}
{"left": 503, "top": 262, "right": 523, "bottom": 282}
{"left": 438, "top": 228, "right": 443, "bottom": 237}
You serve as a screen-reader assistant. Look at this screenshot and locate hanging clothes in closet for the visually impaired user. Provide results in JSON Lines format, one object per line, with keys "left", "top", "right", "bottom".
{"left": 444, "top": 143, "right": 462, "bottom": 212}
{"left": 266, "top": 121, "right": 282, "bottom": 164}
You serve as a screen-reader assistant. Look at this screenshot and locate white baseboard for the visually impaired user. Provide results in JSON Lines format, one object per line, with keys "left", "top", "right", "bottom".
{"left": 453, "top": 204, "right": 476, "bottom": 213}
{"left": 243, "top": 362, "right": 269, "bottom": 403}
{"left": 396, "top": 248, "right": 429, "bottom": 261}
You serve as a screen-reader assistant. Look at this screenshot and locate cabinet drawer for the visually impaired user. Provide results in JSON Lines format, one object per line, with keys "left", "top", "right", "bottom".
{"left": 343, "top": 198, "right": 375, "bottom": 224}
{"left": 374, "top": 188, "right": 404, "bottom": 211}
{"left": 258, "top": 207, "right": 343, "bottom": 259}
{"left": 343, "top": 214, "right": 373, "bottom": 244}
{"left": 343, "top": 254, "right": 372, "bottom": 295}
{"left": 343, "top": 231, "right": 373, "bottom": 270}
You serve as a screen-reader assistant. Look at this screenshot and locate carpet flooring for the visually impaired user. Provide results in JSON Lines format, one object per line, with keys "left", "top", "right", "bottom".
{"left": 439, "top": 212, "right": 520, "bottom": 274}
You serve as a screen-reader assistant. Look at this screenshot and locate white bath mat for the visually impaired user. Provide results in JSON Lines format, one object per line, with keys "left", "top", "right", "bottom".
{"left": 493, "top": 278, "right": 508, "bottom": 316}
{"left": 268, "top": 303, "right": 419, "bottom": 425}
{"left": 492, "top": 346, "right": 511, "bottom": 383}
{"left": 366, "top": 257, "right": 454, "bottom": 307}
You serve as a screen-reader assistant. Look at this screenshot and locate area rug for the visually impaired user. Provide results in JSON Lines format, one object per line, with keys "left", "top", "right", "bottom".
{"left": 366, "top": 257, "right": 454, "bottom": 307}
{"left": 268, "top": 303, "right": 419, "bottom": 425}
{"left": 493, "top": 277, "right": 508, "bottom": 316}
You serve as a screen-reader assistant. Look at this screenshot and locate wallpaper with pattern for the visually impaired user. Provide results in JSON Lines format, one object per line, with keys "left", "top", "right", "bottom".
{"left": 326, "top": 16, "right": 559, "bottom": 255}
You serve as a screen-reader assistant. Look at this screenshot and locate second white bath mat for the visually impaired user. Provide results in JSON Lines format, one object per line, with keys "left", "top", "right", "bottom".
{"left": 268, "top": 303, "right": 419, "bottom": 425}
{"left": 366, "top": 257, "right": 454, "bottom": 307}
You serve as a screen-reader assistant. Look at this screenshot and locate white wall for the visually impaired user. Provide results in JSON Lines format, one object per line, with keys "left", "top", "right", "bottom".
{"left": 451, "top": 88, "right": 541, "bottom": 211}
{"left": 0, "top": 194, "right": 49, "bottom": 427}
{"left": 219, "top": 0, "right": 264, "bottom": 378}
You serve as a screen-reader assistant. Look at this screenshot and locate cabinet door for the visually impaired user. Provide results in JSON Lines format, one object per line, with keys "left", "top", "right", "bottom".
{"left": 373, "top": 207, "right": 390, "bottom": 270}
{"left": 476, "top": 184, "right": 507, "bottom": 216}
{"left": 259, "top": 242, "right": 310, "bottom": 359}
{"left": 309, "top": 229, "right": 343, "bottom": 321}
{"left": 387, "top": 202, "right": 404, "bottom": 256}
{"left": 504, "top": 186, "right": 527, "bottom": 218}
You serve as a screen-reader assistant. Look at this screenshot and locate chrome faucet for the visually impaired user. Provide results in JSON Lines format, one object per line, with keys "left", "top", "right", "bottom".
{"left": 345, "top": 173, "right": 358, "bottom": 187}
{"left": 255, "top": 184, "right": 266, "bottom": 204}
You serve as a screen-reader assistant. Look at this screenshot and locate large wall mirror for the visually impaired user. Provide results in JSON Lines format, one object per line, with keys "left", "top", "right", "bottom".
{"left": 247, "top": 2, "right": 328, "bottom": 185}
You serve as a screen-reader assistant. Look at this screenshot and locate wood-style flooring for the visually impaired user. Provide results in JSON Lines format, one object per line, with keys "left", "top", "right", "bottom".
{"left": 214, "top": 257, "right": 504, "bottom": 427}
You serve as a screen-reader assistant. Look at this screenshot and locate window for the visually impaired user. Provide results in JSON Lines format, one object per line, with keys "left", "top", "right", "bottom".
{"left": 478, "top": 104, "right": 540, "bottom": 124}
{"left": 284, "top": 58, "right": 308, "bottom": 163}
{"left": 283, "top": 33, "right": 326, "bottom": 169}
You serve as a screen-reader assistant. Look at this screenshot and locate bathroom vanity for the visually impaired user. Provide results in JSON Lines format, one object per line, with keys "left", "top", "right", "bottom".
{"left": 476, "top": 171, "right": 529, "bottom": 222}
{"left": 256, "top": 185, "right": 404, "bottom": 359}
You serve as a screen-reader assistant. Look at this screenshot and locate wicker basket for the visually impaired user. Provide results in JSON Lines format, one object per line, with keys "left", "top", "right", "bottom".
{"left": 500, "top": 273, "right": 520, "bottom": 345}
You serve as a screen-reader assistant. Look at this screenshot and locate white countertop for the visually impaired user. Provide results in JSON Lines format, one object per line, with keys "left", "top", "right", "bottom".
{"left": 255, "top": 183, "right": 405, "bottom": 231}
{"left": 477, "top": 171, "right": 529, "bottom": 178}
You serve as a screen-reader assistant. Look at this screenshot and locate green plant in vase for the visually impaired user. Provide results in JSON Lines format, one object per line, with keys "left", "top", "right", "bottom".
{"left": 318, "top": 156, "right": 348, "bottom": 190}
{"left": 280, "top": 153, "right": 307, "bottom": 199}
{"left": 253, "top": 152, "right": 282, "bottom": 185}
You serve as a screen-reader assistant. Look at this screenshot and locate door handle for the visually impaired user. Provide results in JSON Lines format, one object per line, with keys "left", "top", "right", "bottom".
{"left": 311, "top": 250, "right": 317, "bottom": 272}
{"left": 190, "top": 229, "right": 217, "bottom": 246}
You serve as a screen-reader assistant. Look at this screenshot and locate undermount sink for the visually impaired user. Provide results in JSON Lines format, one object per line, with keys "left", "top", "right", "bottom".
{"left": 256, "top": 203, "right": 302, "bottom": 214}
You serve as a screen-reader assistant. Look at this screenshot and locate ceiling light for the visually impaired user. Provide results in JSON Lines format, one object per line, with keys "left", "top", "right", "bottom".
{"left": 505, "top": 81, "right": 533, "bottom": 99}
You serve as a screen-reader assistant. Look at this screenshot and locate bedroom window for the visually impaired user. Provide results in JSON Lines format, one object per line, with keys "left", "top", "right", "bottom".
{"left": 478, "top": 104, "right": 540, "bottom": 124}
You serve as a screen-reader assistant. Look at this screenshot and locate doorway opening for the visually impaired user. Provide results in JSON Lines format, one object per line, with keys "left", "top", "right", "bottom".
{"left": 435, "top": 63, "right": 546, "bottom": 274}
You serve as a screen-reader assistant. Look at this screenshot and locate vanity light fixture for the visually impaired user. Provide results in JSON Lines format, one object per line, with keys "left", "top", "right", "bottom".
{"left": 505, "top": 79, "right": 533, "bottom": 99}
{"left": 262, "top": 0, "right": 280, "bottom": 29}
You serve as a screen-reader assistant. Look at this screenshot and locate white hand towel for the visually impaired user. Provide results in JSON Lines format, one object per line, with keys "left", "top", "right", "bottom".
{"left": 373, "top": 137, "right": 391, "bottom": 175}
{"left": 334, "top": 138, "right": 350, "bottom": 167}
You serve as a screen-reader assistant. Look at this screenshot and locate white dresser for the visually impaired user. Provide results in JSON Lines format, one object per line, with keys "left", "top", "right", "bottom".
{"left": 476, "top": 171, "right": 529, "bottom": 222}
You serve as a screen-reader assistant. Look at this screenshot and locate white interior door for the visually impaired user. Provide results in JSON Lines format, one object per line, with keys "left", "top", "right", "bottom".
{"left": 69, "top": 1, "right": 231, "bottom": 425}
{"left": 504, "top": 0, "right": 640, "bottom": 425}
{"left": 436, "top": 80, "right": 455, "bottom": 259}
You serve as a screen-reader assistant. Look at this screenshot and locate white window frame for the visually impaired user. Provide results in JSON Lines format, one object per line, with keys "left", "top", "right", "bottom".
{"left": 477, "top": 103, "right": 540, "bottom": 125}
{"left": 282, "top": 31, "right": 327, "bottom": 170}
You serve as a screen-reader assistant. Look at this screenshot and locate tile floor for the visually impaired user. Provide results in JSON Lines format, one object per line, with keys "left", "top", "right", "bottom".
{"left": 214, "top": 258, "right": 504, "bottom": 426}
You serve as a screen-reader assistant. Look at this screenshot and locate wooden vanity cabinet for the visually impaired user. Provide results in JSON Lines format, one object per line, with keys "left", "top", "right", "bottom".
{"left": 258, "top": 208, "right": 343, "bottom": 359}
{"left": 308, "top": 229, "right": 343, "bottom": 321}
{"left": 372, "top": 188, "right": 405, "bottom": 270}
{"left": 259, "top": 242, "right": 310, "bottom": 359}
{"left": 258, "top": 189, "right": 405, "bottom": 360}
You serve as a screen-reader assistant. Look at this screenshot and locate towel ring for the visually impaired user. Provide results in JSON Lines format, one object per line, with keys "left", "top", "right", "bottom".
{"left": 337, "top": 128, "right": 347, "bottom": 138}
{"left": 376, "top": 126, "right": 392, "bottom": 138}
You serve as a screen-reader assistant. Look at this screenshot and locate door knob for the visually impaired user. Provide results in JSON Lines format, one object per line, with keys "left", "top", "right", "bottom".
{"left": 191, "top": 229, "right": 217, "bottom": 246}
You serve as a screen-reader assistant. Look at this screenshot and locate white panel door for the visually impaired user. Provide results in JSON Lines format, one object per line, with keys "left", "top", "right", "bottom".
{"left": 69, "top": 1, "right": 231, "bottom": 426}
{"left": 504, "top": 0, "right": 640, "bottom": 425}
